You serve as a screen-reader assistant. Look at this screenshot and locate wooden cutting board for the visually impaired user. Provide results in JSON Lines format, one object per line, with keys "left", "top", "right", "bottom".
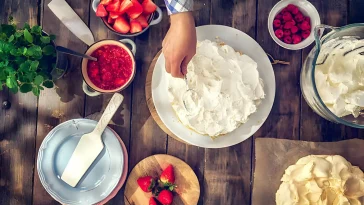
{"left": 124, "top": 154, "right": 200, "bottom": 205}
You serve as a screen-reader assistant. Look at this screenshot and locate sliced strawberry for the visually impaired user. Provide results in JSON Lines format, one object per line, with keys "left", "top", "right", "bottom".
{"left": 109, "top": 12, "right": 121, "bottom": 19}
{"left": 106, "top": 0, "right": 120, "bottom": 12}
{"left": 137, "top": 176, "right": 156, "bottom": 192}
{"left": 113, "top": 16, "right": 130, "bottom": 33}
{"left": 127, "top": 0, "right": 143, "bottom": 19}
{"left": 142, "top": 0, "right": 157, "bottom": 15}
{"left": 119, "top": 0, "right": 133, "bottom": 14}
{"left": 96, "top": 4, "right": 108, "bottom": 17}
{"left": 130, "top": 20, "right": 143, "bottom": 33}
{"left": 160, "top": 165, "right": 175, "bottom": 185}
{"left": 135, "top": 15, "right": 149, "bottom": 28}
{"left": 107, "top": 15, "right": 115, "bottom": 24}
{"left": 100, "top": 0, "right": 113, "bottom": 5}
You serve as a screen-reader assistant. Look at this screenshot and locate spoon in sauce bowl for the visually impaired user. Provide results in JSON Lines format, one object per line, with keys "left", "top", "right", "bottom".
{"left": 56, "top": 46, "right": 98, "bottom": 61}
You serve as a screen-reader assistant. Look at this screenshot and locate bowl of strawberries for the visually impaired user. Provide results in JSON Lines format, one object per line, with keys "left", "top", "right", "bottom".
{"left": 93, "top": 0, "right": 162, "bottom": 36}
{"left": 268, "top": 0, "right": 321, "bottom": 50}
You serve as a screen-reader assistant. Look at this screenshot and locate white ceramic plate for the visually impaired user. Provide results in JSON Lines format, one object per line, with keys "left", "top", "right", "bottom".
{"left": 152, "top": 25, "right": 276, "bottom": 148}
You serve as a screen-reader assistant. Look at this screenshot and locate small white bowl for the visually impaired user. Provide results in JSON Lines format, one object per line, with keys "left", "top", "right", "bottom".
{"left": 268, "top": 0, "right": 321, "bottom": 50}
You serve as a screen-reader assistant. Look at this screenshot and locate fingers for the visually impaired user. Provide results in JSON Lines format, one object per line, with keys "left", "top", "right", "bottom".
{"left": 181, "top": 53, "right": 194, "bottom": 76}
{"left": 170, "top": 60, "right": 184, "bottom": 78}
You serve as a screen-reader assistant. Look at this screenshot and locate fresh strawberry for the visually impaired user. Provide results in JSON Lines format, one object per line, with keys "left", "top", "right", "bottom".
{"left": 109, "top": 12, "right": 121, "bottom": 19}
{"left": 130, "top": 20, "right": 143, "bottom": 33}
{"left": 107, "top": 15, "right": 116, "bottom": 24}
{"left": 283, "top": 29, "right": 291, "bottom": 36}
{"left": 113, "top": 16, "right": 130, "bottom": 33}
{"left": 274, "top": 29, "right": 284, "bottom": 39}
{"left": 100, "top": 0, "right": 113, "bottom": 5}
{"left": 273, "top": 19, "right": 281, "bottom": 28}
{"left": 142, "top": 0, "right": 157, "bottom": 15}
{"left": 292, "top": 34, "right": 302, "bottom": 44}
{"left": 96, "top": 4, "right": 108, "bottom": 17}
{"left": 302, "top": 30, "right": 311, "bottom": 39}
{"left": 119, "top": 0, "right": 133, "bottom": 14}
{"left": 106, "top": 0, "right": 120, "bottom": 12}
{"left": 282, "top": 12, "right": 293, "bottom": 22}
{"left": 160, "top": 165, "right": 175, "bottom": 185}
{"left": 149, "top": 197, "right": 158, "bottom": 205}
{"left": 127, "top": 0, "right": 143, "bottom": 19}
{"left": 157, "top": 190, "right": 173, "bottom": 205}
{"left": 291, "top": 25, "right": 299, "bottom": 34}
{"left": 135, "top": 15, "right": 149, "bottom": 28}
{"left": 137, "top": 176, "right": 155, "bottom": 192}
{"left": 283, "top": 35, "right": 292, "bottom": 44}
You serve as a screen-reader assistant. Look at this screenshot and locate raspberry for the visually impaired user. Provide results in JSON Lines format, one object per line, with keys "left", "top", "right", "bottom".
{"left": 273, "top": 19, "right": 281, "bottom": 28}
{"left": 282, "top": 12, "right": 293, "bottom": 21}
{"left": 281, "top": 8, "right": 289, "bottom": 13}
{"left": 292, "top": 34, "right": 302, "bottom": 44}
{"left": 294, "top": 13, "right": 304, "bottom": 23}
{"left": 291, "top": 26, "right": 299, "bottom": 34}
{"left": 304, "top": 16, "right": 311, "bottom": 23}
{"left": 291, "top": 7, "right": 300, "bottom": 15}
{"left": 283, "top": 36, "right": 293, "bottom": 44}
{"left": 275, "top": 29, "right": 284, "bottom": 39}
{"left": 302, "top": 30, "right": 311, "bottom": 39}
{"left": 275, "top": 14, "right": 283, "bottom": 20}
{"left": 300, "top": 21, "right": 311, "bottom": 30}
{"left": 286, "top": 4, "right": 298, "bottom": 11}
{"left": 284, "top": 29, "right": 291, "bottom": 36}
{"left": 284, "top": 21, "right": 295, "bottom": 29}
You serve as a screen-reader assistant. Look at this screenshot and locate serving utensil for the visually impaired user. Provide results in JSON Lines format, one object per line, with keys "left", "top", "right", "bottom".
{"left": 61, "top": 93, "right": 124, "bottom": 187}
{"left": 56, "top": 46, "right": 97, "bottom": 61}
{"left": 182, "top": 75, "right": 199, "bottom": 114}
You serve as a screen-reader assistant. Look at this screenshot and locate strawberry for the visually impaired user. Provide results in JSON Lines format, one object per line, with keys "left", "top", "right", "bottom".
{"left": 283, "top": 36, "right": 292, "bottom": 44}
{"left": 283, "top": 29, "right": 291, "bottom": 36}
{"left": 273, "top": 19, "right": 281, "bottom": 28}
{"left": 127, "top": 0, "right": 143, "bottom": 19}
{"left": 96, "top": 4, "right": 108, "bottom": 17}
{"left": 292, "top": 34, "right": 302, "bottom": 44}
{"left": 282, "top": 11, "right": 292, "bottom": 21}
{"left": 291, "top": 25, "right": 299, "bottom": 34}
{"left": 113, "top": 16, "right": 130, "bottom": 33}
{"left": 294, "top": 13, "right": 304, "bottom": 23}
{"left": 149, "top": 197, "right": 158, "bottom": 205}
{"left": 157, "top": 190, "right": 173, "bottom": 205}
{"left": 106, "top": 0, "right": 120, "bottom": 12}
{"left": 300, "top": 21, "right": 311, "bottom": 30}
{"left": 119, "top": 0, "right": 133, "bottom": 14}
{"left": 160, "top": 165, "right": 175, "bottom": 185}
{"left": 274, "top": 29, "right": 284, "bottom": 39}
{"left": 107, "top": 15, "right": 116, "bottom": 24}
{"left": 137, "top": 176, "right": 155, "bottom": 192}
{"left": 100, "top": 0, "right": 113, "bottom": 5}
{"left": 302, "top": 30, "right": 311, "bottom": 39}
{"left": 130, "top": 20, "right": 143, "bottom": 33}
{"left": 109, "top": 12, "right": 121, "bottom": 19}
{"left": 142, "top": 0, "right": 157, "bottom": 15}
{"left": 135, "top": 15, "right": 149, "bottom": 28}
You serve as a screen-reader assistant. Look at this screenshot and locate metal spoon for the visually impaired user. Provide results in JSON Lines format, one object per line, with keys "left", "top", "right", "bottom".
{"left": 182, "top": 75, "right": 199, "bottom": 114}
{"left": 56, "top": 46, "right": 97, "bottom": 61}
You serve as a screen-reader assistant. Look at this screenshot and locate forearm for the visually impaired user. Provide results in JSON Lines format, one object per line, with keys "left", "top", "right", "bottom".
{"left": 164, "top": 0, "right": 193, "bottom": 15}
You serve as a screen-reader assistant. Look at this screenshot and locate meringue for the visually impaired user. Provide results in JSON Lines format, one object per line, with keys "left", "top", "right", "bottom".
{"left": 315, "top": 38, "right": 364, "bottom": 117}
{"left": 167, "top": 40, "right": 265, "bottom": 137}
{"left": 276, "top": 155, "right": 364, "bottom": 205}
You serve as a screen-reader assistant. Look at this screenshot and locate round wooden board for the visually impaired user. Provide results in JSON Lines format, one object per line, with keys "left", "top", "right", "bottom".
{"left": 124, "top": 154, "right": 200, "bottom": 205}
{"left": 145, "top": 50, "right": 189, "bottom": 144}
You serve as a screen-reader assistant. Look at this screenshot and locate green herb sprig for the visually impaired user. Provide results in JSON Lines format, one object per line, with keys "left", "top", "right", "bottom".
{"left": 0, "top": 17, "right": 56, "bottom": 96}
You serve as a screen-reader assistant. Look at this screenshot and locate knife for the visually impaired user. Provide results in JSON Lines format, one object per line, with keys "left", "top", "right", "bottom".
{"left": 48, "top": 0, "right": 95, "bottom": 46}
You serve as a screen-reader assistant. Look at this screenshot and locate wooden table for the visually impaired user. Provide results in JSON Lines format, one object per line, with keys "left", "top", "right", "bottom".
{"left": 0, "top": 0, "right": 363, "bottom": 204}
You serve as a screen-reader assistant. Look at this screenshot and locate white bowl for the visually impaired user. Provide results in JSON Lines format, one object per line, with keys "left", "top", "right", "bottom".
{"left": 268, "top": 0, "right": 321, "bottom": 50}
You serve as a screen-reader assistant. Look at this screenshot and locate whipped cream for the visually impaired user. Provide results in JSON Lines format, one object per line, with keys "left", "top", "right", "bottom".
{"left": 315, "top": 38, "right": 364, "bottom": 117}
{"left": 167, "top": 40, "right": 265, "bottom": 137}
{"left": 276, "top": 155, "right": 364, "bottom": 205}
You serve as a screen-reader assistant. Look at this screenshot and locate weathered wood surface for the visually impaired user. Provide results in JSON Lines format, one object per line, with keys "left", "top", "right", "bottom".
{"left": 0, "top": 0, "right": 363, "bottom": 205}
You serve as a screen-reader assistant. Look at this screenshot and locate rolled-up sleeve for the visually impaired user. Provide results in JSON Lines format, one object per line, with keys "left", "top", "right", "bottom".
{"left": 164, "top": 0, "right": 193, "bottom": 15}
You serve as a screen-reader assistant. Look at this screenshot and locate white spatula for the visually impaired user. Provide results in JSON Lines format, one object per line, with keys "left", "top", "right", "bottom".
{"left": 61, "top": 93, "right": 124, "bottom": 187}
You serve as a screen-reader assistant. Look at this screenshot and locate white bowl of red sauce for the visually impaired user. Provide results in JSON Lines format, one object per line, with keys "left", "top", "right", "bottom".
{"left": 81, "top": 39, "right": 136, "bottom": 96}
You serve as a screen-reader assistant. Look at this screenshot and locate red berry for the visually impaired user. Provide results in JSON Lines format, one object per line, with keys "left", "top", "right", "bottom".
{"left": 294, "top": 13, "right": 304, "bottom": 23}
{"left": 292, "top": 34, "right": 302, "bottom": 44}
{"left": 283, "top": 36, "right": 293, "bottom": 44}
{"left": 300, "top": 21, "right": 311, "bottom": 30}
{"left": 275, "top": 14, "right": 283, "bottom": 20}
{"left": 291, "top": 26, "right": 299, "bottom": 34}
{"left": 291, "top": 7, "right": 300, "bottom": 15}
{"left": 281, "top": 8, "right": 289, "bottom": 13}
{"left": 160, "top": 165, "right": 175, "bottom": 185}
{"left": 283, "top": 29, "right": 291, "bottom": 36}
{"left": 304, "top": 16, "right": 311, "bottom": 23}
{"left": 158, "top": 190, "right": 173, "bottom": 205}
{"left": 273, "top": 19, "right": 281, "bottom": 28}
{"left": 137, "top": 176, "right": 156, "bottom": 192}
{"left": 282, "top": 12, "right": 293, "bottom": 21}
{"left": 286, "top": 4, "right": 298, "bottom": 11}
{"left": 279, "top": 25, "right": 284, "bottom": 30}
{"left": 149, "top": 198, "right": 158, "bottom": 205}
{"left": 302, "top": 30, "right": 311, "bottom": 39}
{"left": 284, "top": 21, "right": 295, "bottom": 29}
{"left": 275, "top": 29, "right": 284, "bottom": 39}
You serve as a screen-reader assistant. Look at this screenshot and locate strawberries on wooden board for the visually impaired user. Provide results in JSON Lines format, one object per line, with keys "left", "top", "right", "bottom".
{"left": 149, "top": 197, "right": 158, "bottom": 205}
{"left": 106, "top": 0, "right": 121, "bottom": 12}
{"left": 142, "top": 0, "right": 157, "bottom": 15}
{"left": 130, "top": 20, "right": 143, "bottom": 33}
{"left": 135, "top": 15, "right": 148, "bottom": 28}
{"left": 137, "top": 176, "right": 156, "bottom": 192}
{"left": 113, "top": 16, "right": 130, "bottom": 34}
{"left": 126, "top": 0, "right": 143, "bottom": 19}
{"left": 157, "top": 190, "right": 173, "bottom": 205}
{"left": 160, "top": 165, "right": 175, "bottom": 185}
{"left": 96, "top": 4, "right": 108, "bottom": 17}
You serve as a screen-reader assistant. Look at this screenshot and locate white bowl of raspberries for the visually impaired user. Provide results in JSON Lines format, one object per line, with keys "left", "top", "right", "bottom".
{"left": 268, "top": 0, "right": 321, "bottom": 50}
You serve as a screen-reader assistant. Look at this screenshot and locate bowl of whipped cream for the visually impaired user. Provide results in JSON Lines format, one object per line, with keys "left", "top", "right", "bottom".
{"left": 151, "top": 25, "right": 276, "bottom": 148}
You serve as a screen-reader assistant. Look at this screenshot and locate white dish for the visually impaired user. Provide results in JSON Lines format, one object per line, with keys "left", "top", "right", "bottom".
{"left": 152, "top": 25, "right": 276, "bottom": 148}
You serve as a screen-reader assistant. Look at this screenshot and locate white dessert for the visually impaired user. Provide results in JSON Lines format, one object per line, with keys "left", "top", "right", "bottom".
{"left": 276, "top": 155, "right": 364, "bottom": 205}
{"left": 315, "top": 38, "right": 364, "bottom": 117}
{"left": 167, "top": 40, "right": 265, "bottom": 137}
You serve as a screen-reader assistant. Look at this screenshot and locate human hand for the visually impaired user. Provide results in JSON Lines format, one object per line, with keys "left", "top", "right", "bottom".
{"left": 162, "top": 12, "right": 196, "bottom": 78}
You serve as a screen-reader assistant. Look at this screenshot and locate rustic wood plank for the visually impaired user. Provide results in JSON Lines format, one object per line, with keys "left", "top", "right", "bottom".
{"left": 348, "top": 0, "right": 364, "bottom": 24}
{"left": 86, "top": 6, "right": 133, "bottom": 205}
{"left": 32, "top": 0, "right": 90, "bottom": 204}
{"left": 299, "top": 0, "right": 361, "bottom": 142}
{"left": 0, "top": 1, "right": 39, "bottom": 204}
{"left": 202, "top": 0, "right": 256, "bottom": 204}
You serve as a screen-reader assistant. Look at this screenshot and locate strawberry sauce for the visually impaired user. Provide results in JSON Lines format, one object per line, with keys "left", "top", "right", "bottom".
{"left": 87, "top": 45, "right": 133, "bottom": 90}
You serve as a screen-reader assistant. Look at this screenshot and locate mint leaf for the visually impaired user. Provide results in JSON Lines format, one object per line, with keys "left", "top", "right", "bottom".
{"left": 31, "top": 25, "right": 42, "bottom": 35}
{"left": 19, "top": 61, "right": 30, "bottom": 72}
{"left": 8, "top": 35, "right": 14, "bottom": 42}
{"left": 40, "top": 36, "right": 50, "bottom": 44}
{"left": 49, "top": 34, "right": 56, "bottom": 41}
{"left": 34, "top": 75, "right": 44, "bottom": 85}
{"left": 43, "top": 80, "right": 54, "bottom": 88}
{"left": 32, "top": 86, "right": 40, "bottom": 96}
{"left": 42, "top": 45, "right": 55, "bottom": 55}
{"left": 30, "top": 60, "right": 39, "bottom": 71}
{"left": 26, "top": 45, "right": 42, "bottom": 58}
{"left": 23, "top": 23, "right": 31, "bottom": 30}
{"left": 24, "top": 29, "right": 33, "bottom": 43}
{"left": 9, "top": 86, "right": 18, "bottom": 94}
{"left": 6, "top": 76, "right": 17, "bottom": 88}
{"left": 14, "top": 31, "right": 23, "bottom": 38}
{"left": 20, "top": 83, "right": 32, "bottom": 93}
{"left": 1, "top": 24, "right": 15, "bottom": 37}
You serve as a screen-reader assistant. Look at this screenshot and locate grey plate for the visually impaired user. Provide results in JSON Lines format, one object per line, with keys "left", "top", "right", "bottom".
{"left": 37, "top": 119, "right": 124, "bottom": 205}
